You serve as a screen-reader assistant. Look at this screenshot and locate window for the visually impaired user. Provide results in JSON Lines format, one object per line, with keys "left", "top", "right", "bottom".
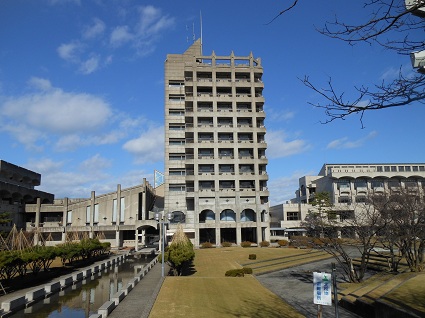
{"left": 169, "top": 154, "right": 185, "bottom": 160}
{"left": 356, "top": 196, "right": 367, "bottom": 203}
{"left": 169, "top": 184, "right": 185, "bottom": 191}
{"left": 169, "top": 80, "right": 184, "bottom": 87}
{"left": 420, "top": 166, "right": 425, "bottom": 171}
{"left": 337, "top": 180, "right": 350, "bottom": 189}
{"left": 376, "top": 166, "right": 383, "bottom": 172}
{"left": 384, "top": 166, "right": 390, "bottom": 172}
{"left": 169, "top": 169, "right": 186, "bottom": 176}
{"left": 413, "top": 166, "right": 419, "bottom": 172}
{"left": 120, "top": 197, "right": 125, "bottom": 223}
{"left": 338, "top": 196, "right": 351, "bottom": 204}
{"left": 339, "top": 210, "right": 354, "bottom": 221}
{"left": 169, "top": 94, "right": 185, "bottom": 102}
{"left": 391, "top": 166, "right": 397, "bottom": 172}
{"left": 372, "top": 180, "right": 384, "bottom": 188}
{"left": 169, "top": 139, "right": 185, "bottom": 146}
{"left": 112, "top": 199, "right": 117, "bottom": 223}
{"left": 405, "top": 166, "right": 411, "bottom": 172}
{"left": 66, "top": 211, "right": 72, "bottom": 224}
{"left": 94, "top": 204, "right": 99, "bottom": 223}
{"left": 287, "top": 212, "right": 300, "bottom": 221}
{"left": 86, "top": 206, "right": 90, "bottom": 224}
{"left": 169, "top": 109, "right": 184, "bottom": 116}
{"left": 398, "top": 166, "right": 405, "bottom": 172}
{"left": 169, "top": 124, "right": 185, "bottom": 130}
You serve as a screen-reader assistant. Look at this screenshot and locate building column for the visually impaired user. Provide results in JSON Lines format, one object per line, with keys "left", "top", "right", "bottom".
{"left": 90, "top": 191, "right": 95, "bottom": 239}
{"left": 34, "top": 197, "right": 41, "bottom": 246}
{"left": 236, "top": 225, "right": 242, "bottom": 245}
{"left": 135, "top": 229, "right": 139, "bottom": 251}
{"left": 62, "top": 198, "right": 68, "bottom": 243}
{"left": 115, "top": 184, "right": 122, "bottom": 248}
{"left": 215, "top": 227, "right": 221, "bottom": 246}
{"left": 142, "top": 178, "right": 147, "bottom": 220}
{"left": 256, "top": 225, "right": 262, "bottom": 244}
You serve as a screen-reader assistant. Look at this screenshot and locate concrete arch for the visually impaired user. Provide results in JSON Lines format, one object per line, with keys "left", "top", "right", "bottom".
{"left": 199, "top": 209, "right": 215, "bottom": 222}
{"left": 220, "top": 209, "right": 236, "bottom": 221}
{"left": 240, "top": 208, "right": 255, "bottom": 222}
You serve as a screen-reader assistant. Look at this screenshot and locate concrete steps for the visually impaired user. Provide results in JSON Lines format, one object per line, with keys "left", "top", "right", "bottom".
{"left": 338, "top": 272, "right": 421, "bottom": 318}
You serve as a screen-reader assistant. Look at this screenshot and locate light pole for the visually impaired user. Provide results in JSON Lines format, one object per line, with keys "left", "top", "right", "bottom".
{"left": 155, "top": 211, "right": 174, "bottom": 277}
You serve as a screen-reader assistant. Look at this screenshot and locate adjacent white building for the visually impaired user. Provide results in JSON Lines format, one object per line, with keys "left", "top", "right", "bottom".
{"left": 271, "top": 163, "right": 425, "bottom": 240}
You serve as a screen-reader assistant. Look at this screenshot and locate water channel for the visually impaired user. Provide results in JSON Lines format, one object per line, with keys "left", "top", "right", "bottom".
{"left": 10, "top": 254, "right": 156, "bottom": 318}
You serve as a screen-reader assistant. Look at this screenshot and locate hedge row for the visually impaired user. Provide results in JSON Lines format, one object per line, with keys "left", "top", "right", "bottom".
{"left": 0, "top": 238, "right": 110, "bottom": 280}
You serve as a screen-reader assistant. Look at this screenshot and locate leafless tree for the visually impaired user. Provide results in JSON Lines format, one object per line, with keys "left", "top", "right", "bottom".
{"left": 271, "top": 1, "right": 425, "bottom": 127}
{"left": 302, "top": 192, "right": 387, "bottom": 282}
{"left": 373, "top": 189, "right": 425, "bottom": 272}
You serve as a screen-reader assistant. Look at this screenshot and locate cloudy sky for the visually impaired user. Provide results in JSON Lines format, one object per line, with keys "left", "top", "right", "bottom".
{"left": 1, "top": 0, "right": 424, "bottom": 205}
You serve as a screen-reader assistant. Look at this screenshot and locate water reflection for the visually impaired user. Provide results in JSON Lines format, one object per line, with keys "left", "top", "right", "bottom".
{"left": 10, "top": 255, "right": 154, "bottom": 318}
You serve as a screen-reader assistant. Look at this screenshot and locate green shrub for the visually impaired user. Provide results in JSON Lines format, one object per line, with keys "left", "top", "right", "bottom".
{"left": 240, "top": 241, "right": 252, "bottom": 248}
{"left": 225, "top": 269, "right": 244, "bottom": 277}
{"left": 259, "top": 240, "right": 270, "bottom": 247}
{"left": 248, "top": 254, "right": 256, "bottom": 260}
{"left": 221, "top": 242, "right": 232, "bottom": 247}
{"left": 201, "top": 242, "right": 214, "bottom": 248}
{"left": 277, "top": 240, "right": 289, "bottom": 247}
{"left": 242, "top": 267, "right": 253, "bottom": 274}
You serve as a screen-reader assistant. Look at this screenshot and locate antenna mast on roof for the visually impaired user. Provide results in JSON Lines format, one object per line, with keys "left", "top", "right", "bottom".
{"left": 200, "top": 10, "right": 203, "bottom": 54}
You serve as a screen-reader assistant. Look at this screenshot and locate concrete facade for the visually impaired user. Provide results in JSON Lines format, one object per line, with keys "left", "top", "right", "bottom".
{"left": 23, "top": 178, "right": 160, "bottom": 249}
{"left": 0, "top": 160, "right": 54, "bottom": 232}
{"left": 164, "top": 40, "right": 270, "bottom": 247}
{"left": 271, "top": 163, "right": 425, "bottom": 240}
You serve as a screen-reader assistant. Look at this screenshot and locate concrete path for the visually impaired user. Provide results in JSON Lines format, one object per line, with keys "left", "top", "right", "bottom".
{"left": 256, "top": 258, "right": 364, "bottom": 318}
{"left": 108, "top": 262, "right": 168, "bottom": 318}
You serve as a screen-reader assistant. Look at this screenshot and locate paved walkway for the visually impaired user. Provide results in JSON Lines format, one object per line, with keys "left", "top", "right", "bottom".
{"left": 108, "top": 262, "right": 168, "bottom": 318}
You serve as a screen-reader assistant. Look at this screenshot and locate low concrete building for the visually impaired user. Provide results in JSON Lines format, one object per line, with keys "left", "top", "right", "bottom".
{"left": 24, "top": 179, "right": 162, "bottom": 250}
{"left": 0, "top": 160, "right": 54, "bottom": 232}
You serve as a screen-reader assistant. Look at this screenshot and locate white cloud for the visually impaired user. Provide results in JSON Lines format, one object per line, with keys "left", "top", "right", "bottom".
{"left": 0, "top": 79, "right": 114, "bottom": 150}
{"left": 57, "top": 42, "right": 82, "bottom": 62}
{"left": 326, "top": 131, "right": 378, "bottom": 149}
{"left": 266, "top": 130, "right": 309, "bottom": 159}
{"left": 266, "top": 107, "right": 295, "bottom": 122}
{"left": 123, "top": 126, "right": 164, "bottom": 163}
{"left": 110, "top": 26, "right": 134, "bottom": 47}
{"left": 83, "top": 18, "right": 105, "bottom": 39}
{"left": 79, "top": 55, "right": 100, "bottom": 74}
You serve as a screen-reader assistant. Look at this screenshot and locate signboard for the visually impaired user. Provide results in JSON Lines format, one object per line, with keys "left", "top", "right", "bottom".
{"left": 313, "top": 272, "right": 332, "bottom": 306}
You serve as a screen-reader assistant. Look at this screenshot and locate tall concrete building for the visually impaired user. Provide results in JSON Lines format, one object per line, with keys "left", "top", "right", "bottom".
{"left": 164, "top": 40, "right": 270, "bottom": 247}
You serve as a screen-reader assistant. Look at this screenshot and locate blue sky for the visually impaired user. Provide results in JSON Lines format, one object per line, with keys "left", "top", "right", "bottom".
{"left": 1, "top": 0, "right": 424, "bottom": 205}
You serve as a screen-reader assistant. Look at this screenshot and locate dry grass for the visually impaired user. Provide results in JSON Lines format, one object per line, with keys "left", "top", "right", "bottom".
{"left": 383, "top": 272, "right": 425, "bottom": 313}
{"left": 149, "top": 247, "right": 333, "bottom": 318}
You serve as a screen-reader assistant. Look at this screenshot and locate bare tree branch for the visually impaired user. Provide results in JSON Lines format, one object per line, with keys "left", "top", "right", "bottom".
{"left": 265, "top": 0, "right": 299, "bottom": 25}
{"left": 270, "top": 0, "right": 425, "bottom": 125}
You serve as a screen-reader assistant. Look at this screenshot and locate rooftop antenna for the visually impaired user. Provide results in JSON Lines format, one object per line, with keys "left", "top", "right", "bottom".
{"left": 192, "top": 22, "right": 195, "bottom": 42}
{"left": 200, "top": 10, "right": 203, "bottom": 54}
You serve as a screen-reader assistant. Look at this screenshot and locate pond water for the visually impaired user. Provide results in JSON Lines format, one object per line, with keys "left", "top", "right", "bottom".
{"left": 10, "top": 254, "right": 155, "bottom": 318}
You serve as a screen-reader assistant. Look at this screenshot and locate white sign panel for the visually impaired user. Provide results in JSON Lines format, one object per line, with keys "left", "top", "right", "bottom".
{"left": 313, "top": 272, "right": 332, "bottom": 306}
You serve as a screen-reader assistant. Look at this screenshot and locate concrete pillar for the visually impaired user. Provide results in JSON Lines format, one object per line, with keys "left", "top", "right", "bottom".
{"left": 34, "top": 198, "right": 41, "bottom": 246}
{"left": 135, "top": 229, "right": 139, "bottom": 251}
{"left": 115, "top": 184, "right": 121, "bottom": 248}
{"left": 90, "top": 191, "right": 95, "bottom": 239}
{"left": 141, "top": 229, "right": 146, "bottom": 245}
{"left": 215, "top": 227, "right": 221, "bottom": 247}
{"left": 142, "top": 178, "right": 147, "bottom": 220}
{"left": 236, "top": 225, "right": 241, "bottom": 245}
{"left": 256, "top": 225, "right": 262, "bottom": 244}
{"left": 62, "top": 198, "right": 68, "bottom": 243}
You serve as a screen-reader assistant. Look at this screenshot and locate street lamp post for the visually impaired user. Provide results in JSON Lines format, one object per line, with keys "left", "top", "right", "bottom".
{"left": 155, "top": 211, "right": 174, "bottom": 277}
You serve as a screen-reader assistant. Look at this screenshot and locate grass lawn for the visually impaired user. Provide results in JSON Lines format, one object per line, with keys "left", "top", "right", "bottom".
{"left": 149, "top": 247, "right": 332, "bottom": 318}
{"left": 383, "top": 272, "right": 425, "bottom": 314}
